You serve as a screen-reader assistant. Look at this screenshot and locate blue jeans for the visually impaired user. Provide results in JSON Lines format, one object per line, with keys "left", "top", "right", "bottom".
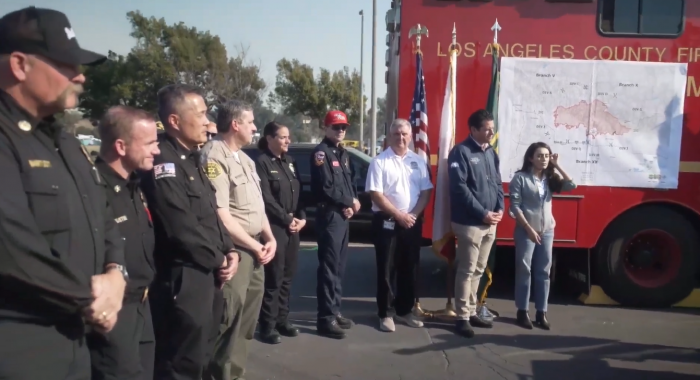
{"left": 514, "top": 226, "right": 554, "bottom": 312}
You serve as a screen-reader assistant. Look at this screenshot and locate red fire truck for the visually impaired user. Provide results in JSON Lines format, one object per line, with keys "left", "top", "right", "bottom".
{"left": 383, "top": 0, "right": 699, "bottom": 308}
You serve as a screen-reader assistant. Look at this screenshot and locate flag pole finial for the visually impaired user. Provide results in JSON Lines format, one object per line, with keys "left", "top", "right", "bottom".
{"left": 491, "top": 19, "right": 502, "bottom": 45}
{"left": 409, "top": 24, "right": 429, "bottom": 54}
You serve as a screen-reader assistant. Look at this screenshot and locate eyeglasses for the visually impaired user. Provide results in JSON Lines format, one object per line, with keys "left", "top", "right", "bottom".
{"left": 331, "top": 125, "right": 348, "bottom": 132}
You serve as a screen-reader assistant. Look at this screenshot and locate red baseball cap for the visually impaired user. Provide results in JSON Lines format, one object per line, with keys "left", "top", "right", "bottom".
{"left": 324, "top": 110, "right": 349, "bottom": 127}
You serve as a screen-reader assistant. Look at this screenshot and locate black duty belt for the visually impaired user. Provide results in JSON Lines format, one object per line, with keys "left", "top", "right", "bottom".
{"left": 124, "top": 286, "right": 149, "bottom": 304}
{"left": 317, "top": 202, "right": 344, "bottom": 212}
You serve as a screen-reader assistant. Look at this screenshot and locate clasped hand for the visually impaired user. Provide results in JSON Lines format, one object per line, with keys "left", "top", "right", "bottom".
{"left": 84, "top": 269, "right": 126, "bottom": 334}
{"left": 216, "top": 251, "right": 240, "bottom": 288}
{"left": 483, "top": 210, "right": 503, "bottom": 225}
{"left": 288, "top": 218, "right": 306, "bottom": 233}
{"left": 254, "top": 240, "right": 276, "bottom": 266}
{"left": 343, "top": 198, "right": 361, "bottom": 219}
{"left": 395, "top": 212, "right": 416, "bottom": 229}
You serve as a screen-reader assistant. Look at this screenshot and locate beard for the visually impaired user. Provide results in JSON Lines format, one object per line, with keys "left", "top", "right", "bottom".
{"left": 55, "top": 83, "right": 84, "bottom": 111}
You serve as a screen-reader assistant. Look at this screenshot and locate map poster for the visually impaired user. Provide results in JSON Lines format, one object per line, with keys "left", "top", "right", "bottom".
{"left": 497, "top": 57, "right": 688, "bottom": 189}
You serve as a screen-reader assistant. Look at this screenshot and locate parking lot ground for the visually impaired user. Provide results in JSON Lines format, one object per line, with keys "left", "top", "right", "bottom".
{"left": 245, "top": 246, "right": 700, "bottom": 380}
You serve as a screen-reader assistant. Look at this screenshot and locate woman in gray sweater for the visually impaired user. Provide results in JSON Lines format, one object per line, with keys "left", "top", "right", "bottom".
{"left": 508, "top": 142, "right": 576, "bottom": 330}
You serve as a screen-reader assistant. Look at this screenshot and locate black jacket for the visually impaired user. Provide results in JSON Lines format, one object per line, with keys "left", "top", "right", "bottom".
{"left": 95, "top": 158, "right": 156, "bottom": 297}
{"left": 255, "top": 149, "right": 306, "bottom": 227}
{"left": 309, "top": 138, "right": 357, "bottom": 209}
{"left": 0, "top": 91, "right": 125, "bottom": 322}
{"left": 140, "top": 133, "right": 233, "bottom": 273}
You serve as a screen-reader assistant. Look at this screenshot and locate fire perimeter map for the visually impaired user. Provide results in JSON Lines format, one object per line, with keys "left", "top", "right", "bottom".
{"left": 497, "top": 57, "right": 688, "bottom": 189}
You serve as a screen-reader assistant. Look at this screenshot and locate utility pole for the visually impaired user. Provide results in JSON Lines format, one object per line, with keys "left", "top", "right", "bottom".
{"left": 359, "top": 10, "right": 364, "bottom": 151}
{"left": 370, "top": 0, "right": 377, "bottom": 157}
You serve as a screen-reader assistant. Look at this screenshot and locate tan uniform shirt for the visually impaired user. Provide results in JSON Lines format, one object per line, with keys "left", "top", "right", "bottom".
{"left": 201, "top": 137, "right": 265, "bottom": 237}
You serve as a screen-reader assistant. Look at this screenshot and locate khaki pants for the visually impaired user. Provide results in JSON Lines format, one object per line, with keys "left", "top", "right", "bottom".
{"left": 452, "top": 223, "right": 496, "bottom": 319}
{"left": 205, "top": 249, "right": 264, "bottom": 380}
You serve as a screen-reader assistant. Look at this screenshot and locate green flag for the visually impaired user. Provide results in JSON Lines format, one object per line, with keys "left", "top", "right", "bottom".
{"left": 478, "top": 43, "right": 500, "bottom": 305}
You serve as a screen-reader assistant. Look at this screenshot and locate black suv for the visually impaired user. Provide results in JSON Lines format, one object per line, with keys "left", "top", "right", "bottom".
{"left": 242, "top": 143, "right": 374, "bottom": 243}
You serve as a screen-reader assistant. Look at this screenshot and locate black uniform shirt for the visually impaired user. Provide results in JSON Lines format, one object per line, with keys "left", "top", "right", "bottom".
{"left": 0, "top": 90, "right": 125, "bottom": 320}
{"left": 310, "top": 138, "right": 357, "bottom": 208}
{"left": 140, "top": 133, "right": 233, "bottom": 273}
{"left": 95, "top": 158, "right": 155, "bottom": 293}
{"left": 255, "top": 149, "right": 306, "bottom": 227}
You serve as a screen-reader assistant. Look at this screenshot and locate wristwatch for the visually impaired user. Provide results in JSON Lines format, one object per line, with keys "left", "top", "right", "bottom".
{"left": 106, "top": 264, "right": 129, "bottom": 280}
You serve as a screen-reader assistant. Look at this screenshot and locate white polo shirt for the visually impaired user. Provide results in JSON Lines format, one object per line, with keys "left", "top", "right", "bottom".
{"left": 365, "top": 147, "right": 433, "bottom": 212}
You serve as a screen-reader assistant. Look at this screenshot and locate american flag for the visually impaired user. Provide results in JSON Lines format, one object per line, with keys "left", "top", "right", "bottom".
{"left": 409, "top": 52, "right": 430, "bottom": 164}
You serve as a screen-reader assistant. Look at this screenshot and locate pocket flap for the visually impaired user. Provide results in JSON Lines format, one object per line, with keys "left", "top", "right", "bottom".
{"left": 21, "top": 173, "right": 59, "bottom": 195}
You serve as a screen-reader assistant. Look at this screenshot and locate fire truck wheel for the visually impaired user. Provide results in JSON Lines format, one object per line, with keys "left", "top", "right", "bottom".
{"left": 595, "top": 205, "right": 698, "bottom": 308}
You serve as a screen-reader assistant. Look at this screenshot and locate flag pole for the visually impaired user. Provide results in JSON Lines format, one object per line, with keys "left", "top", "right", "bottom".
{"left": 407, "top": 23, "right": 431, "bottom": 319}
{"left": 429, "top": 23, "right": 459, "bottom": 321}
{"left": 476, "top": 19, "right": 503, "bottom": 321}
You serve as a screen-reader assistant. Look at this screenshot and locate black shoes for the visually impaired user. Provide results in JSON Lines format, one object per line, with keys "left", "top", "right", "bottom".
{"left": 469, "top": 315, "right": 493, "bottom": 328}
{"left": 455, "top": 319, "right": 475, "bottom": 338}
{"left": 516, "top": 310, "right": 550, "bottom": 330}
{"left": 317, "top": 319, "right": 347, "bottom": 339}
{"left": 534, "top": 311, "right": 550, "bottom": 330}
{"left": 276, "top": 321, "right": 300, "bottom": 337}
{"left": 259, "top": 326, "right": 282, "bottom": 345}
{"left": 336, "top": 314, "right": 354, "bottom": 329}
{"left": 516, "top": 310, "right": 533, "bottom": 330}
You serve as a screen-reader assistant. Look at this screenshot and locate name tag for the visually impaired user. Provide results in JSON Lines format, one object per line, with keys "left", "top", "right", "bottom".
{"left": 383, "top": 220, "right": 395, "bottom": 230}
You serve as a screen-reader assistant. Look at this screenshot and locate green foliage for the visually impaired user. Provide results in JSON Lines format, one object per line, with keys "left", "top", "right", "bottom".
{"left": 270, "top": 58, "right": 364, "bottom": 130}
{"left": 81, "top": 11, "right": 266, "bottom": 120}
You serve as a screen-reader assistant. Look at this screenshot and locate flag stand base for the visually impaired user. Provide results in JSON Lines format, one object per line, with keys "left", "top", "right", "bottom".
{"left": 413, "top": 301, "right": 457, "bottom": 321}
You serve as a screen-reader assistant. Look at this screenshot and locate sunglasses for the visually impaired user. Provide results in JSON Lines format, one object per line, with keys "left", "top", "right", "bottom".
{"left": 331, "top": 125, "right": 348, "bottom": 132}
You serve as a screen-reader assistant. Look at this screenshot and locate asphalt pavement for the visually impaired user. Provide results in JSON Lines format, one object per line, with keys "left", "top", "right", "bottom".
{"left": 244, "top": 245, "right": 700, "bottom": 380}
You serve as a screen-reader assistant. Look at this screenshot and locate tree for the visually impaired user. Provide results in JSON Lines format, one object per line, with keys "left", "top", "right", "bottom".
{"left": 81, "top": 11, "right": 266, "bottom": 120}
{"left": 269, "top": 59, "right": 364, "bottom": 135}
{"left": 354, "top": 96, "right": 385, "bottom": 144}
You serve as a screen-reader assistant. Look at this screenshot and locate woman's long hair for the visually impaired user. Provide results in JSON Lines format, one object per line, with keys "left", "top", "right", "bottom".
{"left": 258, "top": 121, "right": 286, "bottom": 151}
{"left": 517, "top": 142, "right": 564, "bottom": 193}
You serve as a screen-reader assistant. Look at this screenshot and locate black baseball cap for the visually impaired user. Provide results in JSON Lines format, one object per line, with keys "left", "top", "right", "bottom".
{"left": 0, "top": 7, "right": 106, "bottom": 66}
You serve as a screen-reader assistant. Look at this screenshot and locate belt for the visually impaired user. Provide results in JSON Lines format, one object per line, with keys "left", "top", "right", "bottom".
{"left": 317, "top": 202, "right": 344, "bottom": 212}
{"left": 124, "top": 287, "right": 149, "bottom": 304}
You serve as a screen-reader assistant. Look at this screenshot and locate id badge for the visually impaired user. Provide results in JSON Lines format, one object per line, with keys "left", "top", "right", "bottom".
{"left": 383, "top": 220, "right": 395, "bottom": 230}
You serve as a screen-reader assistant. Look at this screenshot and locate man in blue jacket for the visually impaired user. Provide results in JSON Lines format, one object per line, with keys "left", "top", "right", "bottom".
{"left": 447, "top": 109, "right": 504, "bottom": 338}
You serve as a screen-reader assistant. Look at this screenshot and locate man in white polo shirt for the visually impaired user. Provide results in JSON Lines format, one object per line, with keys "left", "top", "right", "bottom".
{"left": 366, "top": 118, "right": 434, "bottom": 332}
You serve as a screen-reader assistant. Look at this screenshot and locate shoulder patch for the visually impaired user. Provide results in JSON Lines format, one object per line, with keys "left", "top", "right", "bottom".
{"left": 206, "top": 160, "right": 223, "bottom": 179}
{"left": 314, "top": 151, "right": 325, "bottom": 166}
{"left": 154, "top": 163, "right": 176, "bottom": 180}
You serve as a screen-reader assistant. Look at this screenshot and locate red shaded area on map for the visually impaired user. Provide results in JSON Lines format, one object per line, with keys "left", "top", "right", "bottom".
{"left": 553, "top": 100, "right": 631, "bottom": 138}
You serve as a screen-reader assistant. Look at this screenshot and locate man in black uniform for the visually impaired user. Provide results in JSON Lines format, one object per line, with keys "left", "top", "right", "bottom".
{"left": 0, "top": 7, "right": 127, "bottom": 380}
{"left": 141, "top": 84, "right": 238, "bottom": 380}
{"left": 90, "top": 105, "right": 161, "bottom": 380}
{"left": 310, "top": 110, "right": 360, "bottom": 339}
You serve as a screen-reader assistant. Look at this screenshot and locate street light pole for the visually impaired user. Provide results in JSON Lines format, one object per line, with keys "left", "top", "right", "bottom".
{"left": 370, "top": 0, "right": 377, "bottom": 157}
{"left": 359, "top": 10, "right": 364, "bottom": 151}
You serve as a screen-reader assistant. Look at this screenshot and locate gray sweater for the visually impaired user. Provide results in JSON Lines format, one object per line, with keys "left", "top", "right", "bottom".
{"left": 508, "top": 171, "right": 576, "bottom": 233}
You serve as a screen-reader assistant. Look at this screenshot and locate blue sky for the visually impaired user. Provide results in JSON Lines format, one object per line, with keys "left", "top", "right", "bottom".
{"left": 1, "top": 0, "right": 391, "bottom": 106}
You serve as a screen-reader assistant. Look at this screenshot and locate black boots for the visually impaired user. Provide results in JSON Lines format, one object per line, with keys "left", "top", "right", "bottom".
{"left": 516, "top": 310, "right": 533, "bottom": 330}
{"left": 276, "top": 320, "right": 300, "bottom": 337}
{"left": 534, "top": 311, "right": 550, "bottom": 330}
{"left": 317, "top": 319, "right": 346, "bottom": 339}
{"left": 259, "top": 325, "right": 282, "bottom": 345}
{"left": 517, "top": 310, "right": 550, "bottom": 330}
